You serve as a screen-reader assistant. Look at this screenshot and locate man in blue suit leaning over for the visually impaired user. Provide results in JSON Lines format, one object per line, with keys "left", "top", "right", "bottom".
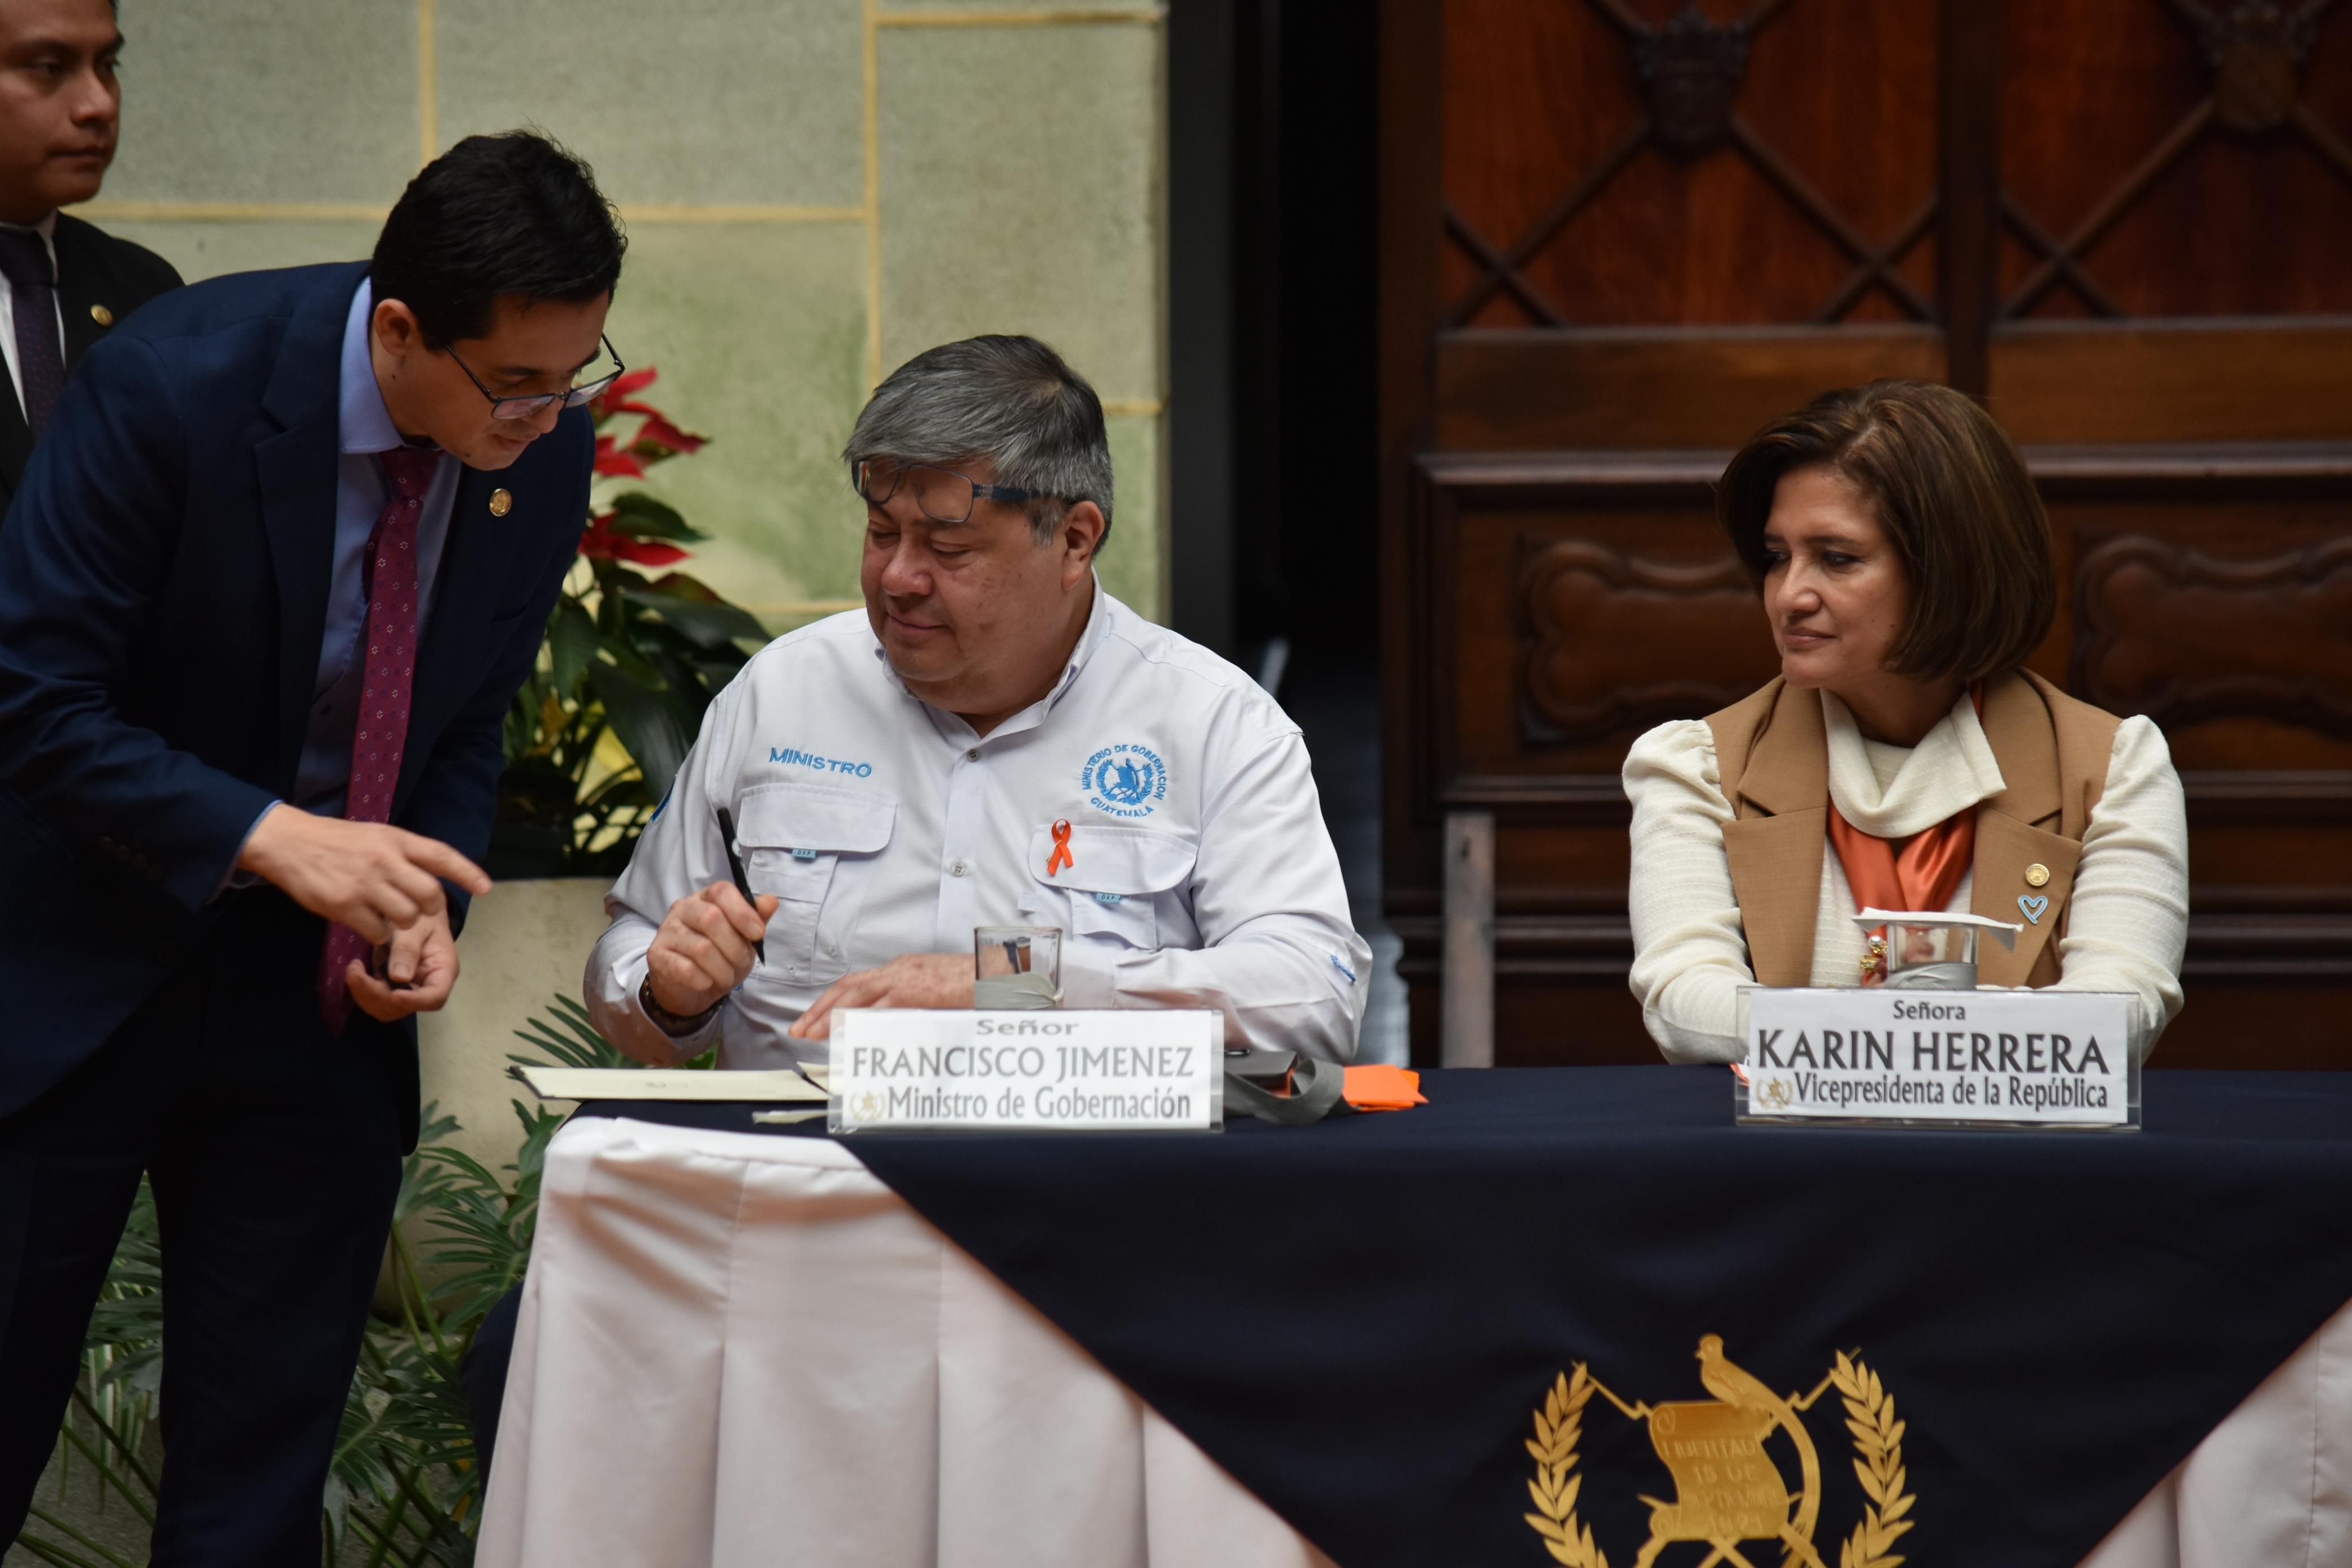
{"left": 0, "top": 131, "right": 621, "bottom": 1560}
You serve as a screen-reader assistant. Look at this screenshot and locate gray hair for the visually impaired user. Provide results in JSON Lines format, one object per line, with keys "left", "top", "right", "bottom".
{"left": 844, "top": 335, "right": 1114, "bottom": 544}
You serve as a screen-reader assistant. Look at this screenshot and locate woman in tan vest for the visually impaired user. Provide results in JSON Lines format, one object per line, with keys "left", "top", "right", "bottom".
{"left": 1624, "top": 380, "right": 2187, "bottom": 1064}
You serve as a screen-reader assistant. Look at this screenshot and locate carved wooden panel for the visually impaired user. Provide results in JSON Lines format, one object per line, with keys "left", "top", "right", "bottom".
{"left": 1516, "top": 539, "right": 1777, "bottom": 743}
{"left": 2075, "top": 535, "right": 2352, "bottom": 735}
{"left": 2000, "top": 0, "right": 2352, "bottom": 319}
{"left": 1990, "top": 325, "right": 2352, "bottom": 444}
{"left": 1421, "top": 452, "right": 1770, "bottom": 797}
{"left": 1435, "top": 326, "right": 1943, "bottom": 449}
{"left": 1440, "top": 0, "right": 1939, "bottom": 327}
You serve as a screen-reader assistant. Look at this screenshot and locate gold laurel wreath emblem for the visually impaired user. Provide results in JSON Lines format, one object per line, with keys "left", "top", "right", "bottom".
{"left": 1829, "top": 1350, "right": 1914, "bottom": 1568}
{"left": 1523, "top": 1365, "right": 1607, "bottom": 1567}
{"left": 1520, "top": 1352, "right": 1917, "bottom": 1568}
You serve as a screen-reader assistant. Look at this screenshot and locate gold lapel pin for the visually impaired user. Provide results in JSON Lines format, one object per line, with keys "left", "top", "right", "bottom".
{"left": 488, "top": 488, "right": 513, "bottom": 517}
{"left": 2024, "top": 863, "right": 2051, "bottom": 888}
{"left": 89, "top": 303, "right": 113, "bottom": 327}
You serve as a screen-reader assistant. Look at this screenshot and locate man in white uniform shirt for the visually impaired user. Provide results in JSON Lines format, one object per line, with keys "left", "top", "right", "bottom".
{"left": 585, "top": 335, "right": 1369, "bottom": 1065}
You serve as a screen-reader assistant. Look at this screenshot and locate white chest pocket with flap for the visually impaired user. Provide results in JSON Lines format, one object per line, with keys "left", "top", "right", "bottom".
{"left": 1021, "top": 822, "right": 1197, "bottom": 949}
{"left": 734, "top": 781, "right": 897, "bottom": 982}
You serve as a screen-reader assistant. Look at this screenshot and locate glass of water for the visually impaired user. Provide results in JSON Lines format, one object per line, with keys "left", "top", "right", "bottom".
{"left": 1882, "top": 919, "right": 1981, "bottom": 990}
{"left": 974, "top": 926, "right": 1062, "bottom": 1010}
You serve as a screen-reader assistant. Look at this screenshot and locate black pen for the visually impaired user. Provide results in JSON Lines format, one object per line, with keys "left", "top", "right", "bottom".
{"left": 714, "top": 804, "right": 765, "bottom": 964}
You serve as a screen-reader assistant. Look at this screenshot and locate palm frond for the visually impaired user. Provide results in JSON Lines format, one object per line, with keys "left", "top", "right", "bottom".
{"left": 507, "top": 993, "right": 635, "bottom": 1071}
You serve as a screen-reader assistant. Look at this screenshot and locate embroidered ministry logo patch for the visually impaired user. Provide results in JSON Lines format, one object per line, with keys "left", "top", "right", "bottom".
{"left": 1082, "top": 743, "right": 1168, "bottom": 819}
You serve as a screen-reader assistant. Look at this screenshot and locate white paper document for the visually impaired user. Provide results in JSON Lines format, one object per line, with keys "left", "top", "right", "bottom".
{"left": 508, "top": 1065, "right": 827, "bottom": 1103}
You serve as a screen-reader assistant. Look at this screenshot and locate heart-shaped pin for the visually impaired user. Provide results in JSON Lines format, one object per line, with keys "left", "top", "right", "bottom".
{"left": 2019, "top": 894, "right": 2050, "bottom": 925}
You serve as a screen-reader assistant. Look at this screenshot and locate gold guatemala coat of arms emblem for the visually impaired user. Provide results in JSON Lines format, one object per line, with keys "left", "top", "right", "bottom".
{"left": 1523, "top": 1336, "right": 1916, "bottom": 1568}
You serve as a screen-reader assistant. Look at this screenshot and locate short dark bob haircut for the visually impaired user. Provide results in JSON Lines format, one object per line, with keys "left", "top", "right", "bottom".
{"left": 371, "top": 131, "right": 625, "bottom": 350}
{"left": 1717, "top": 379, "right": 2056, "bottom": 685}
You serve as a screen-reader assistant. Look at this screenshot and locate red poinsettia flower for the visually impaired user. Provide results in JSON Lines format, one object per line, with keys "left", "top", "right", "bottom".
{"left": 587, "top": 367, "right": 661, "bottom": 423}
{"left": 589, "top": 366, "right": 711, "bottom": 466}
{"left": 593, "top": 434, "right": 647, "bottom": 479}
{"left": 630, "top": 411, "right": 708, "bottom": 458}
{"left": 578, "top": 511, "right": 689, "bottom": 565}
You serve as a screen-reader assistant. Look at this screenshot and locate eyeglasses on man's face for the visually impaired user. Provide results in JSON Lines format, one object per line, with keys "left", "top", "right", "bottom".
{"left": 447, "top": 334, "right": 626, "bottom": 422}
{"left": 853, "top": 458, "right": 1046, "bottom": 526}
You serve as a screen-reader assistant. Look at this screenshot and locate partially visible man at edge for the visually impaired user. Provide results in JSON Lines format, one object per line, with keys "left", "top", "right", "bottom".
{"left": 0, "top": 0, "right": 181, "bottom": 518}
{"left": 0, "top": 132, "right": 620, "bottom": 1562}
{"left": 586, "top": 334, "right": 1370, "bottom": 1068}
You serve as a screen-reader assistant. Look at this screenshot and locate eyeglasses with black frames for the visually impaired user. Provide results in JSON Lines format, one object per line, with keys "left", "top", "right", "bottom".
{"left": 447, "top": 334, "right": 626, "bottom": 422}
{"left": 853, "top": 458, "right": 1047, "bottom": 525}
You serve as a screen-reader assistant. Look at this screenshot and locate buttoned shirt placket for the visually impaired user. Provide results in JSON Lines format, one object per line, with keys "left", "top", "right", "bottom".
{"left": 872, "top": 608, "right": 1104, "bottom": 954}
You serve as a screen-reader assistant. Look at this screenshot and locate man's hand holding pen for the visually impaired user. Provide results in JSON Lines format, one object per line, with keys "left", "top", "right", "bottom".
{"left": 647, "top": 882, "right": 780, "bottom": 1018}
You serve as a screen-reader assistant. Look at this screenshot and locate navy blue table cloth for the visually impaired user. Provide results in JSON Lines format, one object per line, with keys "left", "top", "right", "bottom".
{"left": 578, "top": 1066, "right": 2352, "bottom": 1567}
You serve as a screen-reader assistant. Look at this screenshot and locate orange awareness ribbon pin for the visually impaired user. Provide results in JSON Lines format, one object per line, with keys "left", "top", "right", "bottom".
{"left": 1045, "top": 818, "right": 1074, "bottom": 877}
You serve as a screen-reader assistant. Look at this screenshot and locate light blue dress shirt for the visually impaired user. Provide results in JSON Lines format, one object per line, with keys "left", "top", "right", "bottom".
{"left": 288, "top": 277, "right": 462, "bottom": 815}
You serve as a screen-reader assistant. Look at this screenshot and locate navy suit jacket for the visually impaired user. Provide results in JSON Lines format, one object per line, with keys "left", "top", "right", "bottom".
{"left": 0, "top": 211, "right": 184, "bottom": 510}
{"left": 0, "top": 261, "right": 589, "bottom": 1133}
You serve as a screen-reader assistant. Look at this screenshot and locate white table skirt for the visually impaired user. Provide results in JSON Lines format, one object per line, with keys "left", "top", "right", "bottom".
{"left": 477, "top": 1116, "right": 2352, "bottom": 1568}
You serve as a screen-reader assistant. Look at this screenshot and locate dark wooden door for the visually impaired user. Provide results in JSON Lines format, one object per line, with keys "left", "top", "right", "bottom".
{"left": 1380, "top": 0, "right": 2352, "bottom": 1067}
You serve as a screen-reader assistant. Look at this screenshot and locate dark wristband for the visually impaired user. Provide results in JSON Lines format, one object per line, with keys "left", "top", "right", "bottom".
{"left": 640, "top": 974, "right": 723, "bottom": 1037}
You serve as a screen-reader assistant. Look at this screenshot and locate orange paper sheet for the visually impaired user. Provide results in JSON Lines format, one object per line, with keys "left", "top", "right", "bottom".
{"left": 1341, "top": 1064, "right": 1425, "bottom": 1112}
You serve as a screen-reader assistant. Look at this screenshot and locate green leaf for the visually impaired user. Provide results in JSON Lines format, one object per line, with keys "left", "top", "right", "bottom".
{"left": 593, "top": 557, "right": 653, "bottom": 597}
{"left": 691, "top": 653, "right": 750, "bottom": 690}
{"left": 578, "top": 774, "right": 658, "bottom": 812}
{"left": 510, "top": 994, "right": 638, "bottom": 1072}
{"left": 18, "top": 1508, "right": 135, "bottom": 1568}
{"left": 603, "top": 492, "right": 707, "bottom": 542}
{"left": 643, "top": 570, "right": 725, "bottom": 602}
{"left": 621, "top": 585, "right": 770, "bottom": 650}
{"left": 597, "top": 636, "right": 665, "bottom": 687}
{"left": 585, "top": 661, "right": 690, "bottom": 798}
{"left": 550, "top": 598, "right": 600, "bottom": 696}
{"left": 642, "top": 655, "right": 724, "bottom": 741}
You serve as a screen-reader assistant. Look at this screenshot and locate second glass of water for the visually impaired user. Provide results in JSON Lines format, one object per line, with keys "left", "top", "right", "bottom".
{"left": 974, "top": 925, "right": 1062, "bottom": 1010}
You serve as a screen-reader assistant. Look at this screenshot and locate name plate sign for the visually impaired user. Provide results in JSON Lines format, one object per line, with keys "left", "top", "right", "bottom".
{"left": 828, "top": 1009, "right": 1224, "bottom": 1133}
{"left": 1739, "top": 988, "right": 2137, "bottom": 1129}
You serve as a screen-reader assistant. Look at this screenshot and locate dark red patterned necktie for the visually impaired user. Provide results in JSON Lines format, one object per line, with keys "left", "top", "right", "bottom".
{"left": 318, "top": 445, "right": 441, "bottom": 1033}
{"left": 0, "top": 228, "right": 65, "bottom": 440}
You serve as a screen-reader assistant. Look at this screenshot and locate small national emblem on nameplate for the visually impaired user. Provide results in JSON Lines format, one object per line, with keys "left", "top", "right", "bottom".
{"left": 1523, "top": 1336, "right": 1915, "bottom": 1568}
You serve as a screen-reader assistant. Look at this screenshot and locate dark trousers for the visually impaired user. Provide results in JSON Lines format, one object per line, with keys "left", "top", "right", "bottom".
{"left": 460, "top": 1283, "right": 525, "bottom": 1484}
{"left": 0, "top": 890, "right": 405, "bottom": 1566}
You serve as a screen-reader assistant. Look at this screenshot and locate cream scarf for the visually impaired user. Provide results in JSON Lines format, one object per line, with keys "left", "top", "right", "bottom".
{"left": 1819, "top": 688, "right": 2007, "bottom": 839}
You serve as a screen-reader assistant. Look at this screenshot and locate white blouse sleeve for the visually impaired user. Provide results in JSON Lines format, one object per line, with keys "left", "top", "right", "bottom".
{"left": 1624, "top": 720, "right": 1754, "bottom": 1064}
{"left": 2052, "top": 715, "right": 2188, "bottom": 1058}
